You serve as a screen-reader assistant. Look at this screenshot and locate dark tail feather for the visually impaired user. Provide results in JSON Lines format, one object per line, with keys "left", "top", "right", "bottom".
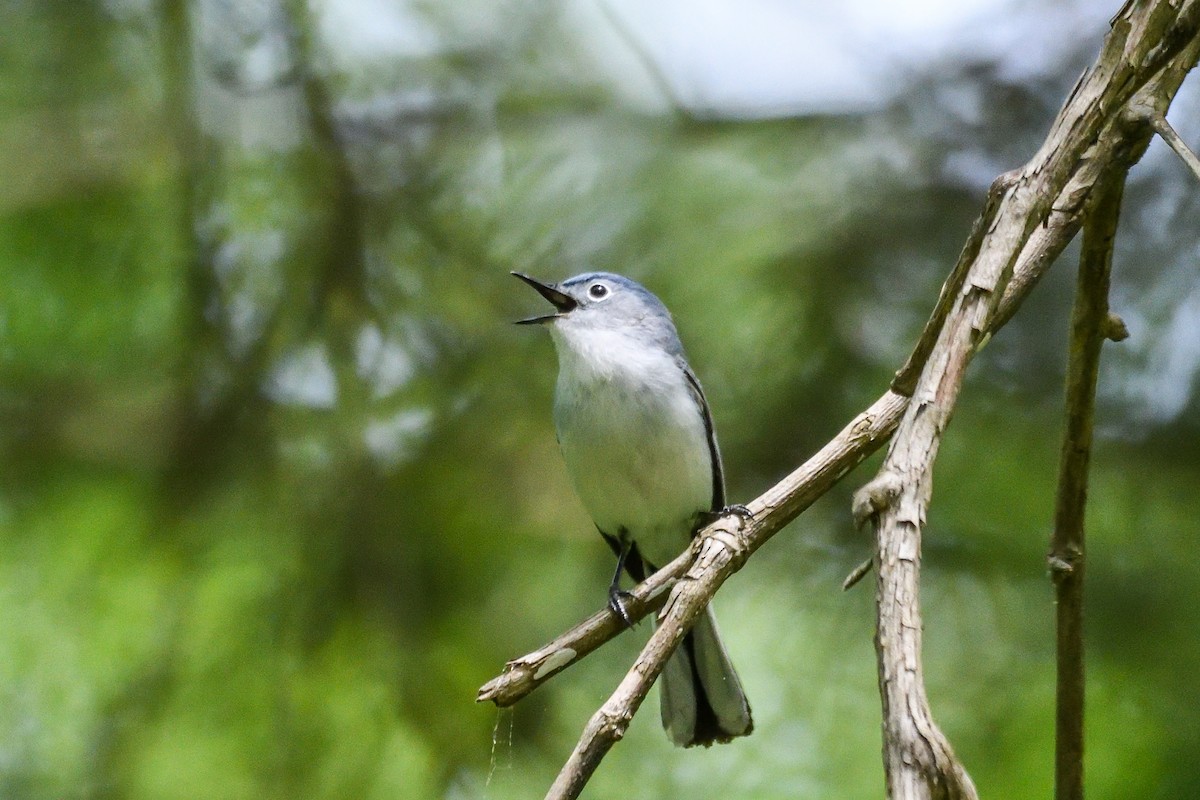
{"left": 659, "top": 606, "right": 753, "bottom": 747}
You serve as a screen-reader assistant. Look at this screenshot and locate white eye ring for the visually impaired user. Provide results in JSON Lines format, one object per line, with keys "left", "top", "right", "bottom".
{"left": 588, "top": 283, "right": 610, "bottom": 300}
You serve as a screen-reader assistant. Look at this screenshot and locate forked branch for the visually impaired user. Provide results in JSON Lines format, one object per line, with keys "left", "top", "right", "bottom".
{"left": 480, "top": 3, "right": 1200, "bottom": 798}
{"left": 854, "top": 4, "right": 1200, "bottom": 799}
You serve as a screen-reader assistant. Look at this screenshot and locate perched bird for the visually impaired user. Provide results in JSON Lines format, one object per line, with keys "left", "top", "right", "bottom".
{"left": 513, "top": 270, "right": 753, "bottom": 748}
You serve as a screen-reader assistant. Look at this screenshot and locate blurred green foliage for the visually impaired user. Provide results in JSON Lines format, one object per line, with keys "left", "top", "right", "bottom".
{"left": 1, "top": 2, "right": 1198, "bottom": 799}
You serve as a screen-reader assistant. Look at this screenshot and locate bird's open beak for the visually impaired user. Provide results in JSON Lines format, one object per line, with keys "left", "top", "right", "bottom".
{"left": 511, "top": 272, "right": 577, "bottom": 325}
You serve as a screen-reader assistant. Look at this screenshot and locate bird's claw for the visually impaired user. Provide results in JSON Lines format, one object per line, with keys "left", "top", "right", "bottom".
{"left": 608, "top": 587, "right": 636, "bottom": 628}
{"left": 722, "top": 504, "right": 754, "bottom": 523}
{"left": 699, "top": 504, "right": 755, "bottom": 530}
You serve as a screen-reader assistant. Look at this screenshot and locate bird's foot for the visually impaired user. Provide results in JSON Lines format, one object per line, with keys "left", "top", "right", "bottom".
{"left": 722, "top": 504, "right": 754, "bottom": 523}
{"left": 607, "top": 586, "right": 636, "bottom": 628}
{"left": 698, "top": 504, "right": 755, "bottom": 529}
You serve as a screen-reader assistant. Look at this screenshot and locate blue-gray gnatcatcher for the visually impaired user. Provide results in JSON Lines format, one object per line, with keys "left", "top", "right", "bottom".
{"left": 513, "top": 270, "right": 753, "bottom": 748}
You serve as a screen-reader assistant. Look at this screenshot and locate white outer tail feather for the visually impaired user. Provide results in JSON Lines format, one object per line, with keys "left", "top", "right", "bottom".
{"left": 658, "top": 605, "right": 753, "bottom": 747}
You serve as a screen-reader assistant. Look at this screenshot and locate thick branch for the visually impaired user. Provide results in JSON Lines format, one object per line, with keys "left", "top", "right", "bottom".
{"left": 1051, "top": 166, "right": 1126, "bottom": 800}
{"left": 857, "top": 5, "right": 1200, "bottom": 800}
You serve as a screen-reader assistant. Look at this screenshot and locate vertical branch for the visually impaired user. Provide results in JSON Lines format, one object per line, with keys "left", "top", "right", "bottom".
{"left": 1049, "top": 170, "right": 1127, "bottom": 800}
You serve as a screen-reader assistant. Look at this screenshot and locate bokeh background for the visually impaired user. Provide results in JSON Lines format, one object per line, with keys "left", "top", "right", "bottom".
{"left": 2, "top": 1, "right": 1198, "bottom": 798}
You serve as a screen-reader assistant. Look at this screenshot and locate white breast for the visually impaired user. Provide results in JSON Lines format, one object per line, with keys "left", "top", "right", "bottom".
{"left": 550, "top": 326, "right": 713, "bottom": 568}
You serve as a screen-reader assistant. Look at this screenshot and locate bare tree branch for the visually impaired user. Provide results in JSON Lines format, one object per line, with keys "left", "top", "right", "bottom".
{"left": 891, "top": 170, "right": 1018, "bottom": 397}
{"left": 485, "top": 157, "right": 1116, "bottom": 708}
{"left": 1149, "top": 113, "right": 1200, "bottom": 181}
{"left": 479, "top": 4, "right": 1200, "bottom": 798}
{"left": 854, "top": 4, "right": 1200, "bottom": 799}
{"left": 478, "top": 548, "right": 683, "bottom": 707}
{"left": 480, "top": 389, "right": 907, "bottom": 708}
{"left": 481, "top": 17, "right": 1200, "bottom": 719}
{"left": 1050, "top": 159, "right": 1126, "bottom": 800}
{"left": 544, "top": 520, "right": 755, "bottom": 799}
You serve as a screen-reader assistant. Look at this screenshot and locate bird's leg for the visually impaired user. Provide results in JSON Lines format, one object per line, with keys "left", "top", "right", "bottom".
{"left": 608, "top": 540, "right": 636, "bottom": 628}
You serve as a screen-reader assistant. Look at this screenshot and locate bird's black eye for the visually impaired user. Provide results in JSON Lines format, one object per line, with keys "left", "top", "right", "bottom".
{"left": 588, "top": 283, "right": 609, "bottom": 299}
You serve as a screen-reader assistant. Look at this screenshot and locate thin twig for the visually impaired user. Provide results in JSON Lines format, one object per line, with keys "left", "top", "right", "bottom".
{"left": 1149, "top": 113, "right": 1200, "bottom": 182}
{"left": 892, "top": 170, "right": 1020, "bottom": 397}
{"left": 481, "top": 389, "right": 909, "bottom": 708}
{"left": 478, "top": 550, "right": 683, "bottom": 707}
{"left": 1050, "top": 163, "right": 1126, "bottom": 800}
{"left": 545, "top": 521, "right": 751, "bottom": 798}
{"left": 842, "top": 556, "right": 874, "bottom": 591}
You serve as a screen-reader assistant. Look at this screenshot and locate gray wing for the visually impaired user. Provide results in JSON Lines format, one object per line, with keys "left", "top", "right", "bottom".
{"left": 681, "top": 362, "right": 725, "bottom": 512}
